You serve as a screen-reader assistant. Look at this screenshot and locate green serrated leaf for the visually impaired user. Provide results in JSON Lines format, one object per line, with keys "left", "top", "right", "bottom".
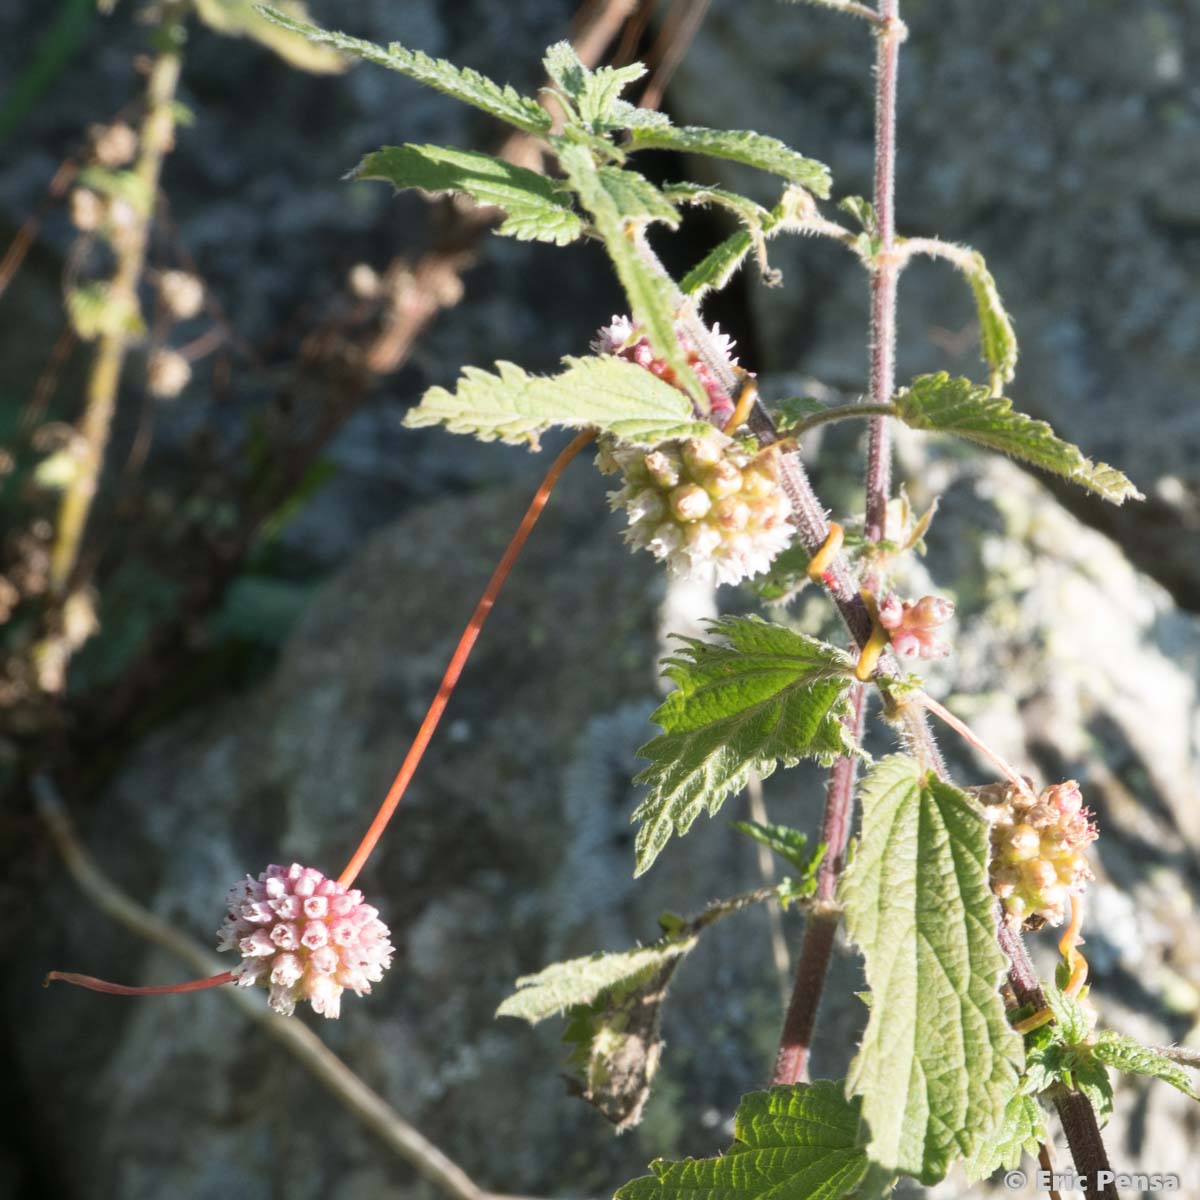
{"left": 838, "top": 195, "right": 878, "bottom": 238}
{"left": 404, "top": 354, "right": 711, "bottom": 449}
{"left": 731, "top": 819, "right": 814, "bottom": 873}
{"left": 542, "top": 41, "right": 646, "bottom": 128}
{"left": 353, "top": 144, "right": 582, "bottom": 246}
{"left": 542, "top": 41, "right": 586, "bottom": 102}
{"left": 893, "top": 373, "right": 1142, "bottom": 505}
{"left": 628, "top": 125, "right": 832, "bottom": 197}
{"left": 963, "top": 1092, "right": 1046, "bottom": 1183}
{"left": 502, "top": 938, "right": 695, "bottom": 1131}
{"left": 615, "top": 1082, "right": 869, "bottom": 1200}
{"left": 557, "top": 143, "right": 704, "bottom": 409}
{"left": 198, "top": 1, "right": 347, "bottom": 72}
{"left": 680, "top": 192, "right": 794, "bottom": 297}
{"left": 610, "top": 99, "right": 672, "bottom": 131}
{"left": 497, "top": 938, "right": 696, "bottom": 1024}
{"left": 964, "top": 251, "right": 1018, "bottom": 389}
{"left": 1090, "top": 1032, "right": 1199, "bottom": 1101}
{"left": 257, "top": 6, "right": 551, "bottom": 133}
{"left": 579, "top": 64, "right": 648, "bottom": 127}
{"left": 840, "top": 757, "right": 1023, "bottom": 1184}
{"left": 663, "top": 182, "right": 772, "bottom": 228}
{"left": 632, "top": 617, "right": 858, "bottom": 876}
{"left": 681, "top": 228, "right": 756, "bottom": 297}
{"left": 1043, "top": 982, "right": 1091, "bottom": 1045}
{"left": 596, "top": 166, "right": 680, "bottom": 228}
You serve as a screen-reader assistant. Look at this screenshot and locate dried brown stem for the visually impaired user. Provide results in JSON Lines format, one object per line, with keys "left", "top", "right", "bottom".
{"left": 48, "top": 12, "right": 183, "bottom": 595}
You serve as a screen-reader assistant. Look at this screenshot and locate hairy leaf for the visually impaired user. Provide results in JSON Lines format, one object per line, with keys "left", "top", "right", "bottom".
{"left": 962, "top": 1093, "right": 1046, "bottom": 1183}
{"left": 615, "top": 1082, "right": 869, "bottom": 1200}
{"left": 633, "top": 617, "right": 858, "bottom": 876}
{"left": 497, "top": 938, "right": 695, "bottom": 1024}
{"left": 628, "top": 125, "right": 832, "bottom": 197}
{"left": 664, "top": 182, "right": 773, "bottom": 228}
{"left": 558, "top": 143, "right": 704, "bottom": 408}
{"left": 681, "top": 227, "right": 756, "bottom": 296}
{"left": 404, "top": 355, "right": 711, "bottom": 449}
{"left": 963, "top": 251, "right": 1018, "bottom": 388}
{"left": 200, "top": 1, "right": 346, "bottom": 72}
{"left": 732, "top": 819, "right": 819, "bottom": 874}
{"left": 893, "top": 373, "right": 1142, "bottom": 504}
{"left": 1090, "top": 1032, "right": 1199, "bottom": 1100}
{"left": 840, "top": 756, "right": 1023, "bottom": 1183}
{"left": 353, "top": 144, "right": 582, "bottom": 245}
{"left": 542, "top": 41, "right": 647, "bottom": 129}
{"left": 500, "top": 939, "right": 693, "bottom": 1131}
{"left": 258, "top": 6, "right": 551, "bottom": 133}
{"left": 596, "top": 166, "right": 680, "bottom": 228}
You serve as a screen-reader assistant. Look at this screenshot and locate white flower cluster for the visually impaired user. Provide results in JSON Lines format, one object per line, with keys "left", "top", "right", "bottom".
{"left": 602, "top": 434, "right": 792, "bottom": 586}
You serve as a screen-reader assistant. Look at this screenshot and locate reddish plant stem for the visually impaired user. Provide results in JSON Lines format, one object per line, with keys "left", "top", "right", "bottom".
{"left": 864, "top": 1, "right": 902, "bottom": 543}
{"left": 772, "top": 683, "right": 866, "bottom": 1084}
{"left": 771, "top": 0, "right": 904, "bottom": 1085}
{"left": 45, "top": 969, "right": 234, "bottom": 996}
{"left": 337, "top": 430, "right": 595, "bottom": 889}
{"left": 997, "top": 919, "right": 1117, "bottom": 1198}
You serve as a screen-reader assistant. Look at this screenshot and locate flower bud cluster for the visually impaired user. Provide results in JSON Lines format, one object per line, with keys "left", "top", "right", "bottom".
{"left": 980, "top": 780, "right": 1098, "bottom": 929}
{"left": 602, "top": 434, "right": 792, "bottom": 585}
{"left": 591, "top": 314, "right": 741, "bottom": 424}
{"left": 217, "top": 863, "right": 393, "bottom": 1019}
{"left": 146, "top": 348, "right": 192, "bottom": 399}
{"left": 878, "top": 593, "right": 955, "bottom": 659}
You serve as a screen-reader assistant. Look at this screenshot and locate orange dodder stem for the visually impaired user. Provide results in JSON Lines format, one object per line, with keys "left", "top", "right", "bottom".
{"left": 46, "top": 969, "right": 234, "bottom": 996}
{"left": 337, "top": 430, "right": 595, "bottom": 888}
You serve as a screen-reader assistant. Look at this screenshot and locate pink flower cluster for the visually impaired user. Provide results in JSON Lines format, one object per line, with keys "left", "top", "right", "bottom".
{"left": 878, "top": 593, "right": 955, "bottom": 659}
{"left": 217, "top": 863, "right": 393, "bottom": 1019}
{"left": 591, "top": 314, "right": 741, "bottom": 423}
{"left": 986, "top": 779, "right": 1099, "bottom": 928}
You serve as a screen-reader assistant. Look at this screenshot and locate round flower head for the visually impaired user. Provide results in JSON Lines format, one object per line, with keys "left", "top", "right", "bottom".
{"left": 146, "top": 348, "right": 192, "bottom": 399}
{"left": 217, "top": 863, "right": 393, "bottom": 1018}
{"left": 977, "top": 780, "right": 1098, "bottom": 929}
{"left": 601, "top": 433, "right": 792, "bottom": 586}
{"left": 591, "top": 314, "right": 741, "bottom": 424}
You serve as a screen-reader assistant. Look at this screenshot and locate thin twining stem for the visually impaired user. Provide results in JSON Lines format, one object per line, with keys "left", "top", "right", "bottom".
{"left": 779, "top": 401, "right": 896, "bottom": 440}
{"left": 338, "top": 429, "right": 596, "bottom": 888}
{"left": 918, "top": 691, "right": 1036, "bottom": 801}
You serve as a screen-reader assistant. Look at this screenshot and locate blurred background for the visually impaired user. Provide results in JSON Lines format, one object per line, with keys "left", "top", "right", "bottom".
{"left": 2, "top": 1, "right": 1198, "bottom": 1197}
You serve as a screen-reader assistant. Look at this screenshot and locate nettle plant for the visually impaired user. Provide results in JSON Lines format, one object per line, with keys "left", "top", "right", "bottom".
{"left": 50, "top": 3, "right": 1200, "bottom": 1197}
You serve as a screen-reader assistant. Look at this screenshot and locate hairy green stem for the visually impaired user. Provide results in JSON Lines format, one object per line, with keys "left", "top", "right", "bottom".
{"left": 48, "top": 8, "right": 183, "bottom": 593}
{"left": 784, "top": 400, "right": 896, "bottom": 439}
